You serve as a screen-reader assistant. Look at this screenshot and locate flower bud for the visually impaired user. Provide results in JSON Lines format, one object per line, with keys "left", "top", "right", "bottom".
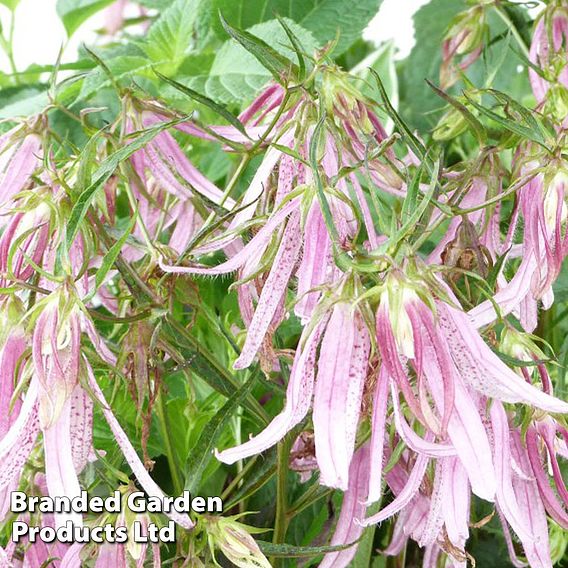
{"left": 205, "top": 516, "right": 271, "bottom": 568}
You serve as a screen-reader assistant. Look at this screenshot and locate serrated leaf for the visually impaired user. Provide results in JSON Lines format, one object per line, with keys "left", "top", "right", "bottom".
{"left": 154, "top": 70, "right": 249, "bottom": 138}
{"left": 142, "top": 0, "right": 199, "bottom": 70}
{"left": 205, "top": 19, "right": 319, "bottom": 104}
{"left": 212, "top": 0, "right": 382, "bottom": 55}
{"left": 56, "top": 0, "right": 115, "bottom": 36}
{"left": 185, "top": 374, "right": 256, "bottom": 493}
{"left": 219, "top": 13, "right": 297, "bottom": 82}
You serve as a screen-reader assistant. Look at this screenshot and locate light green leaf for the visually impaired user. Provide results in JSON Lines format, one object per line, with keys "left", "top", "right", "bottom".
{"left": 0, "top": 89, "right": 49, "bottom": 119}
{"left": 142, "top": 0, "right": 200, "bottom": 71}
{"left": 213, "top": 0, "right": 382, "bottom": 55}
{"left": 352, "top": 40, "right": 398, "bottom": 107}
{"left": 205, "top": 19, "right": 319, "bottom": 103}
{"left": 78, "top": 55, "right": 155, "bottom": 100}
{"left": 0, "top": 0, "right": 20, "bottom": 10}
{"left": 56, "top": 0, "right": 115, "bottom": 36}
{"left": 85, "top": 214, "right": 137, "bottom": 302}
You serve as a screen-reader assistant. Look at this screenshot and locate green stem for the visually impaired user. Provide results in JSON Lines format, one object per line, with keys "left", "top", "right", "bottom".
{"left": 494, "top": 5, "right": 530, "bottom": 60}
{"left": 155, "top": 388, "right": 184, "bottom": 495}
{"left": 0, "top": 12, "right": 19, "bottom": 81}
{"left": 271, "top": 433, "right": 293, "bottom": 566}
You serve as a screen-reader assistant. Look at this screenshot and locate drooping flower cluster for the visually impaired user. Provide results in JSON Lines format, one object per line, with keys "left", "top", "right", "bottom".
{"left": 1, "top": 5, "right": 568, "bottom": 567}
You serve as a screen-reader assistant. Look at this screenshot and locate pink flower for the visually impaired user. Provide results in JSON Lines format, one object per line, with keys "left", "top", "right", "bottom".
{"left": 0, "top": 119, "right": 43, "bottom": 218}
{"left": 215, "top": 285, "right": 373, "bottom": 491}
{"left": 470, "top": 156, "right": 568, "bottom": 331}
{"left": 529, "top": 6, "right": 568, "bottom": 107}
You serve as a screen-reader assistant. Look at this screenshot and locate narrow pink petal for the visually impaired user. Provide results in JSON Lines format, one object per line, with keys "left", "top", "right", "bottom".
{"left": 390, "top": 382, "right": 456, "bottom": 458}
{"left": 227, "top": 129, "right": 294, "bottom": 232}
{"left": 490, "top": 401, "right": 535, "bottom": 545}
{"left": 511, "top": 428, "right": 553, "bottom": 568}
{"left": 69, "top": 386, "right": 93, "bottom": 473}
{"left": 159, "top": 197, "right": 299, "bottom": 275}
{"left": 0, "top": 378, "right": 40, "bottom": 490}
{"left": 320, "top": 444, "right": 370, "bottom": 568}
{"left": 85, "top": 361, "right": 194, "bottom": 529}
{"left": 216, "top": 315, "right": 328, "bottom": 464}
{"left": 421, "top": 333, "right": 496, "bottom": 500}
{"left": 468, "top": 253, "right": 536, "bottom": 328}
{"left": 418, "top": 458, "right": 448, "bottom": 546}
{"left": 295, "top": 201, "right": 333, "bottom": 323}
{"left": 43, "top": 397, "right": 83, "bottom": 528}
{"left": 362, "top": 446, "right": 430, "bottom": 526}
{"left": 0, "top": 330, "right": 26, "bottom": 436}
{"left": 366, "top": 366, "right": 389, "bottom": 504}
{"left": 444, "top": 458, "right": 470, "bottom": 549}
{"left": 233, "top": 212, "right": 302, "bottom": 369}
{"left": 526, "top": 427, "right": 568, "bottom": 527}
{"left": 0, "top": 134, "right": 40, "bottom": 206}
{"left": 440, "top": 300, "right": 568, "bottom": 413}
{"left": 60, "top": 543, "right": 85, "bottom": 568}
{"left": 313, "top": 304, "right": 370, "bottom": 490}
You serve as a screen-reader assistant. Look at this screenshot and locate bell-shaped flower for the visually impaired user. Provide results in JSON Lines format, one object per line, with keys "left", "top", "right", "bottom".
{"left": 216, "top": 279, "right": 373, "bottom": 492}
{"left": 470, "top": 155, "right": 568, "bottom": 331}
{"left": 0, "top": 117, "right": 43, "bottom": 218}
{"left": 440, "top": 5, "right": 486, "bottom": 88}
{"left": 530, "top": 4, "right": 568, "bottom": 121}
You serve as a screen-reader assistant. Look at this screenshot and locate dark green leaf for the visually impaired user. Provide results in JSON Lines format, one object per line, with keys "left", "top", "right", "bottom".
{"left": 154, "top": 70, "right": 249, "bottom": 138}
{"left": 185, "top": 374, "right": 257, "bottom": 493}
{"left": 212, "top": 0, "right": 382, "bottom": 55}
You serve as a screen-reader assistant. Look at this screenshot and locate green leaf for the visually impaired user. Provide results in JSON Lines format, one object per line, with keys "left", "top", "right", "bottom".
{"left": 78, "top": 55, "right": 155, "bottom": 101}
{"left": 160, "top": 318, "right": 269, "bottom": 426}
{"left": 224, "top": 448, "right": 277, "bottom": 509}
{"left": 56, "top": 0, "right": 115, "bottom": 36}
{"left": 369, "top": 68, "right": 426, "bottom": 160}
{"left": 142, "top": 0, "right": 200, "bottom": 70}
{"left": 212, "top": 0, "right": 382, "bottom": 55}
{"left": 219, "top": 13, "right": 297, "bottom": 82}
{"left": 426, "top": 79, "right": 487, "bottom": 144}
{"left": 65, "top": 116, "right": 187, "bottom": 250}
{"left": 184, "top": 373, "right": 257, "bottom": 493}
{"left": 85, "top": 215, "right": 137, "bottom": 302}
{"left": 205, "top": 19, "right": 319, "bottom": 103}
{"left": 398, "top": 0, "right": 465, "bottom": 131}
{"left": 0, "top": 0, "right": 20, "bottom": 10}
{"left": 0, "top": 88, "right": 48, "bottom": 119}
{"left": 154, "top": 70, "right": 249, "bottom": 138}
{"left": 352, "top": 40, "right": 398, "bottom": 108}
{"left": 464, "top": 92, "right": 550, "bottom": 150}
{"left": 257, "top": 540, "right": 359, "bottom": 558}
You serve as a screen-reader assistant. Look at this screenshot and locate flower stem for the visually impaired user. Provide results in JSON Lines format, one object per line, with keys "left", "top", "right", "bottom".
{"left": 271, "top": 433, "right": 293, "bottom": 566}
